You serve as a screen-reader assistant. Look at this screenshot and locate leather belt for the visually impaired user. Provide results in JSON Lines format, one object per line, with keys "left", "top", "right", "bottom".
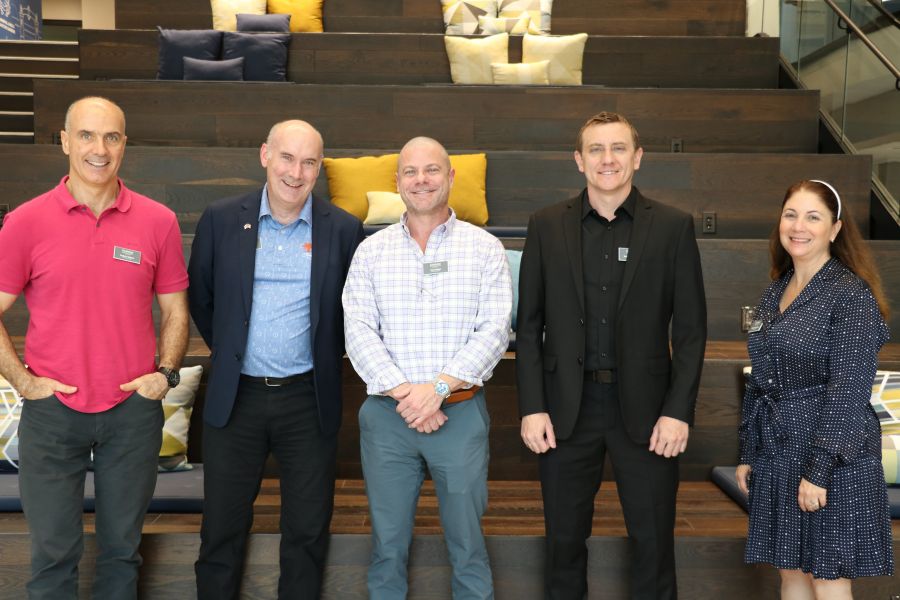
{"left": 240, "top": 372, "right": 312, "bottom": 387}
{"left": 444, "top": 386, "right": 482, "bottom": 405}
{"left": 584, "top": 369, "right": 617, "bottom": 384}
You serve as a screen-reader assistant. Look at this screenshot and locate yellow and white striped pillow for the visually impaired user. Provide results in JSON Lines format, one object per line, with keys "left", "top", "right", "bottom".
{"left": 445, "top": 33, "right": 509, "bottom": 84}
{"left": 522, "top": 32, "right": 588, "bottom": 85}
{"left": 491, "top": 60, "right": 550, "bottom": 85}
{"left": 441, "top": 0, "right": 499, "bottom": 34}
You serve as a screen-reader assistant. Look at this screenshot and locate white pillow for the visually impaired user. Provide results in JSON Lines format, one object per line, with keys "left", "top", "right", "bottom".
{"left": 364, "top": 191, "right": 406, "bottom": 225}
{"left": 445, "top": 33, "right": 510, "bottom": 84}
{"left": 491, "top": 60, "right": 550, "bottom": 85}
{"left": 522, "top": 32, "right": 587, "bottom": 85}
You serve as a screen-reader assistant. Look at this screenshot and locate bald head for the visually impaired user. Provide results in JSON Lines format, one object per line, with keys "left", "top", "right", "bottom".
{"left": 398, "top": 136, "right": 450, "bottom": 173}
{"left": 265, "top": 120, "right": 323, "bottom": 159}
{"left": 64, "top": 96, "right": 125, "bottom": 134}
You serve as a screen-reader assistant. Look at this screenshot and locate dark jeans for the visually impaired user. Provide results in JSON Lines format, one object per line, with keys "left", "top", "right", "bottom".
{"left": 539, "top": 381, "right": 680, "bottom": 600}
{"left": 195, "top": 375, "right": 337, "bottom": 600}
{"left": 18, "top": 393, "right": 163, "bottom": 600}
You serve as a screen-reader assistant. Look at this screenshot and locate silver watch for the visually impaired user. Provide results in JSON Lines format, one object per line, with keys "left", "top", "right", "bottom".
{"left": 433, "top": 377, "right": 451, "bottom": 400}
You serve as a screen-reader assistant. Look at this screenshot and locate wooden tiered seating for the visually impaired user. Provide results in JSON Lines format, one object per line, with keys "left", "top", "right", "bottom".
{"left": 78, "top": 29, "right": 779, "bottom": 89}
{"left": 114, "top": 0, "right": 749, "bottom": 36}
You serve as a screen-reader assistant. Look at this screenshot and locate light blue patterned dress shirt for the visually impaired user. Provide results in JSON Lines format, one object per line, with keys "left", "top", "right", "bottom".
{"left": 241, "top": 186, "right": 314, "bottom": 377}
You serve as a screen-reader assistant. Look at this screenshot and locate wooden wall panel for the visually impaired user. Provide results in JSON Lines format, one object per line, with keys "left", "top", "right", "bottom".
{"left": 114, "top": 0, "right": 746, "bottom": 35}
{"left": 0, "top": 145, "right": 870, "bottom": 239}
{"left": 78, "top": 30, "right": 779, "bottom": 89}
{"left": 32, "top": 80, "right": 820, "bottom": 153}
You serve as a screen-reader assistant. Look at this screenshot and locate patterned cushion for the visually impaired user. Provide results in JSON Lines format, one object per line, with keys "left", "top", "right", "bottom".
{"left": 267, "top": 0, "right": 324, "bottom": 33}
{"left": 478, "top": 14, "right": 531, "bottom": 35}
{"left": 324, "top": 153, "right": 489, "bottom": 226}
{"left": 491, "top": 60, "right": 549, "bottom": 84}
{"left": 522, "top": 32, "right": 587, "bottom": 85}
{"left": 159, "top": 366, "right": 203, "bottom": 472}
{"left": 498, "top": 0, "right": 553, "bottom": 34}
{"left": 0, "top": 376, "right": 22, "bottom": 472}
{"left": 364, "top": 191, "right": 405, "bottom": 225}
{"left": 445, "top": 33, "right": 509, "bottom": 84}
{"left": 441, "top": 0, "right": 499, "bottom": 34}
{"left": 210, "top": 0, "right": 267, "bottom": 31}
{"left": 883, "top": 435, "right": 900, "bottom": 485}
{"left": 872, "top": 370, "right": 900, "bottom": 435}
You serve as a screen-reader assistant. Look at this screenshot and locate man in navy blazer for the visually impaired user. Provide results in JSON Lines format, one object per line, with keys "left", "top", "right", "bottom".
{"left": 188, "top": 120, "right": 364, "bottom": 599}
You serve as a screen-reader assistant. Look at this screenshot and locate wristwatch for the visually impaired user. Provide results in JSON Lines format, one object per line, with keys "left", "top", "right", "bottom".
{"left": 158, "top": 366, "right": 180, "bottom": 389}
{"left": 433, "top": 377, "right": 452, "bottom": 400}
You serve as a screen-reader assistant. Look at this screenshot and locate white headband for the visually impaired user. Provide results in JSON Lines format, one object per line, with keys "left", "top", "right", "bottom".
{"left": 810, "top": 179, "right": 842, "bottom": 220}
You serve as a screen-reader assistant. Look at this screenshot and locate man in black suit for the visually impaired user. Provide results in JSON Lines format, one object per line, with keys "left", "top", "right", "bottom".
{"left": 189, "top": 120, "right": 364, "bottom": 599}
{"left": 516, "top": 112, "right": 707, "bottom": 599}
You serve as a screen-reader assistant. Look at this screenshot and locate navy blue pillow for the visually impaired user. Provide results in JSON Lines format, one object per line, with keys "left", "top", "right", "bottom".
{"left": 236, "top": 13, "right": 291, "bottom": 32}
{"left": 222, "top": 32, "right": 291, "bottom": 82}
{"left": 183, "top": 56, "right": 245, "bottom": 81}
{"left": 157, "top": 27, "right": 223, "bottom": 80}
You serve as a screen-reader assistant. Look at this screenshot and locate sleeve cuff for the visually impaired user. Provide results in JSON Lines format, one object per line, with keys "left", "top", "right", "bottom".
{"left": 804, "top": 449, "right": 836, "bottom": 488}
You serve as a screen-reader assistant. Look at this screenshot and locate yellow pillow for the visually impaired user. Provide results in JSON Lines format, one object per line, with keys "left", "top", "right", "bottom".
{"left": 324, "top": 154, "right": 399, "bottom": 220}
{"left": 441, "top": 0, "right": 499, "bottom": 35}
{"left": 448, "top": 153, "right": 488, "bottom": 225}
{"left": 364, "top": 191, "right": 405, "bottom": 225}
{"left": 444, "top": 33, "right": 509, "bottom": 85}
{"left": 325, "top": 153, "right": 489, "bottom": 225}
{"left": 478, "top": 14, "right": 531, "bottom": 35}
{"left": 210, "top": 0, "right": 267, "bottom": 31}
{"left": 522, "top": 32, "right": 587, "bottom": 85}
{"left": 267, "top": 0, "right": 324, "bottom": 32}
{"left": 498, "top": 0, "right": 553, "bottom": 34}
{"left": 491, "top": 60, "right": 549, "bottom": 84}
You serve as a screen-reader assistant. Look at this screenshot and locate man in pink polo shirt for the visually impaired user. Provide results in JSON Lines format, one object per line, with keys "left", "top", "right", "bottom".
{"left": 0, "top": 96, "right": 189, "bottom": 599}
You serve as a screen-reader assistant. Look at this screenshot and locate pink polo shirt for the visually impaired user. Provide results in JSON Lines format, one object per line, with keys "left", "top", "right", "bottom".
{"left": 0, "top": 177, "right": 188, "bottom": 413}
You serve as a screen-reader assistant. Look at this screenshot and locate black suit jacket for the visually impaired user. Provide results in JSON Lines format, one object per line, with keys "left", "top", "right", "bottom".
{"left": 188, "top": 190, "right": 364, "bottom": 432}
{"left": 516, "top": 188, "right": 707, "bottom": 443}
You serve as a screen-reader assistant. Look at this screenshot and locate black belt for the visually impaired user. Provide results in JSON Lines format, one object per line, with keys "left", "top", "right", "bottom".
{"left": 584, "top": 369, "right": 617, "bottom": 384}
{"left": 240, "top": 371, "right": 312, "bottom": 387}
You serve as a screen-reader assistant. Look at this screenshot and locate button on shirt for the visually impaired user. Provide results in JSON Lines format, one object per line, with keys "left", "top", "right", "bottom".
{"left": 582, "top": 189, "right": 635, "bottom": 371}
{"left": 342, "top": 209, "right": 512, "bottom": 395}
{"left": 242, "top": 187, "right": 313, "bottom": 377}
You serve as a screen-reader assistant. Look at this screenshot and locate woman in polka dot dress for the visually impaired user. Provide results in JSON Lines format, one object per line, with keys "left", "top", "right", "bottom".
{"left": 736, "top": 180, "right": 894, "bottom": 598}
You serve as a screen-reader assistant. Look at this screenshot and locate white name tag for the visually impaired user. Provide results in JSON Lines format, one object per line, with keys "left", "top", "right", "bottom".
{"left": 113, "top": 246, "right": 141, "bottom": 265}
{"left": 424, "top": 261, "right": 448, "bottom": 275}
{"left": 618, "top": 247, "right": 629, "bottom": 262}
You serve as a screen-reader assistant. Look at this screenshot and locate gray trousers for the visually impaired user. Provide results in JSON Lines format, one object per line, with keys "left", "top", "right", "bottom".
{"left": 18, "top": 393, "right": 163, "bottom": 600}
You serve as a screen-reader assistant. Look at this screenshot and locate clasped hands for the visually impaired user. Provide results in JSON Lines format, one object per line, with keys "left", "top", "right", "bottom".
{"left": 19, "top": 371, "right": 168, "bottom": 401}
{"left": 387, "top": 382, "right": 447, "bottom": 434}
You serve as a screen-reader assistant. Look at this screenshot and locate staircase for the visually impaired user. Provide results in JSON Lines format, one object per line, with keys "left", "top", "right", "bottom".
{"left": 0, "top": 40, "right": 79, "bottom": 144}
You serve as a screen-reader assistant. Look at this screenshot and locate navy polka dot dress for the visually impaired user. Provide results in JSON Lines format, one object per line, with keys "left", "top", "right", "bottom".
{"left": 739, "top": 258, "right": 894, "bottom": 579}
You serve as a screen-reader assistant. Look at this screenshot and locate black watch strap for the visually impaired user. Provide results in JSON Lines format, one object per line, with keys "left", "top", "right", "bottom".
{"left": 158, "top": 367, "right": 180, "bottom": 388}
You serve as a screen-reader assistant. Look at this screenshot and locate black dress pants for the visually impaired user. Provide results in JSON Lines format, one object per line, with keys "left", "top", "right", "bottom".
{"left": 195, "top": 375, "right": 337, "bottom": 600}
{"left": 539, "top": 381, "right": 679, "bottom": 600}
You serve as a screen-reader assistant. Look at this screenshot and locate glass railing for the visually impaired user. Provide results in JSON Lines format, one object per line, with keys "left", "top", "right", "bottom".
{"left": 780, "top": 0, "right": 900, "bottom": 223}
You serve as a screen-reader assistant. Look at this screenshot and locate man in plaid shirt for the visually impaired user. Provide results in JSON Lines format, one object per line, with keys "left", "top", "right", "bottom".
{"left": 342, "top": 137, "right": 511, "bottom": 599}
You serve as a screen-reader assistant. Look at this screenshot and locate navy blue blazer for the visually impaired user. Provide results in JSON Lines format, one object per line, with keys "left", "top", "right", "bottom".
{"left": 188, "top": 189, "right": 364, "bottom": 432}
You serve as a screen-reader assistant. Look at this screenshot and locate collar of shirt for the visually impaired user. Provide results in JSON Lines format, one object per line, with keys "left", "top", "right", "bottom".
{"left": 581, "top": 187, "right": 637, "bottom": 222}
{"left": 399, "top": 206, "right": 458, "bottom": 250}
{"left": 259, "top": 185, "right": 313, "bottom": 229}
{"left": 56, "top": 176, "right": 132, "bottom": 215}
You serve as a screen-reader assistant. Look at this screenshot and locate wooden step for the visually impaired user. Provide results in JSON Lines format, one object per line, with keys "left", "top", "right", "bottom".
{"left": 0, "top": 40, "right": 79, "bottom": 59}
{"left": 32, "top": 80, "right": 821, "bottom": 153}
{"left": 0, "top": 111, "right": 33, "bottom": 132}
{"left": 114, "top": 0, "right": 748, "bottom": 36}
{"left": 0, "top": 91, "right": 33, "bottom": 111}
{"left": 0, "top": 144, "right": 872, "bottom": 238}
{"left": 78, "top": 29, "right": 779, "bottom": 89}
{"left": 0, "top": 132, "right": 33, "bottom": 143}
{"left": 0, "top": 56, "right": 79, "bottom": 77}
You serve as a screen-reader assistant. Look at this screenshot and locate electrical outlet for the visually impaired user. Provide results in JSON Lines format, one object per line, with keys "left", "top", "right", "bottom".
{"left": 702, "top": 211, "right": 716, "bottom": 234}
{"left": 670, "top": 138, "right": 683, "bottom": 153}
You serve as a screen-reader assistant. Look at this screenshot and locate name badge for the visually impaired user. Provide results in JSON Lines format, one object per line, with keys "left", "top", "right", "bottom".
{"left": 113, "top": 246, "right": 141, "bottom": 265}
{"left": 618, "top": 247, "right": 629, "bottom": 262}
{"left": 748, "top": 320, "right": 763, "bottom": 333}
{"left": 424, "top": 261, "right": 448, "bottom": 275}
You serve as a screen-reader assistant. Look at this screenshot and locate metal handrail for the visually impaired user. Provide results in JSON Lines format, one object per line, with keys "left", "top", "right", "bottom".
{"left": 865, "top": 0, "right": 900, "bottom": 29}
{"left": 823, "top": 0, "right": 900, "bottom": 90}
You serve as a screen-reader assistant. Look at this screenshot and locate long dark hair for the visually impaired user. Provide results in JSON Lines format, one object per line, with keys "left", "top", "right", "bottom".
{"left": 769, "top": 180, "right": 889, "bottom": 319}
